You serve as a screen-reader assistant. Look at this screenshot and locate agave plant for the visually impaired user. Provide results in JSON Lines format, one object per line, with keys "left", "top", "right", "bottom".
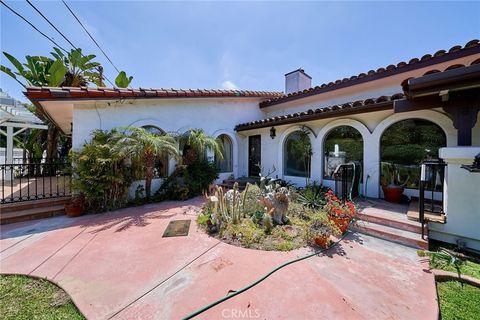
{"left": 417, "top": 249, "right": 464, "bottom": 277}
{"left": 297, "top": 182, "right": 330, "bottom": 209}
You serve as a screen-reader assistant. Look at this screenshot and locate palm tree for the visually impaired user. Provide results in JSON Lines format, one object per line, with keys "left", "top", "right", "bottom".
{"left": 174, "top": 128, "right": 223, "bottom": 165}
{"left": 112, "top": 127, "right": 180, "bottom": 198}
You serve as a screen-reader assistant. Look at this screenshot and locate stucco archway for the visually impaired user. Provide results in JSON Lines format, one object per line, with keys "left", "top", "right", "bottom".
{"left": 371, "top": 110, "right": 455, "bottom": 198}
{"left": 277, "top": 125, "right": 316, "bottom": 184}
{"left": 317, "top": 119, "right": 371, "bottom": 190}
{"left": 212, "top": 129, "right": 239, "bottom": 178}
{"left": 372, "top": 110, "right": 456, "bottom": 147}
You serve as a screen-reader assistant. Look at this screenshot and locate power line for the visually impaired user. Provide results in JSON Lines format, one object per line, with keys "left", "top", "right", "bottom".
{"left": 0, "top": 0, "right": 69, "bottom": 53}
{"left": 24, "top": 0, "right": 115, "bottom": 87}
{"left": 1, "top": 0, "right": 115, "bottom": 87}
{"left": 61, "top": 0, "right": 121, "bottom": 74}
{"left": 26, "top": 0, "right": 78, "bottom": 50}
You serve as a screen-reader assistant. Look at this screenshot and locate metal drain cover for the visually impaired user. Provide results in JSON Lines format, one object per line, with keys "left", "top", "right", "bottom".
{"left": 162, "top": 220, "right": 191, "bottom": 237}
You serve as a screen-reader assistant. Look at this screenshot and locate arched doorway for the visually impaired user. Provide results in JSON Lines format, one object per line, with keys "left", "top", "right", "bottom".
{"left": 380, "top": 119, "right": 446, "bottom": 190}
{"left": 283, "top": 130, "right": 312, "bottom": 178}
{"left": 323, "top": 126, "right": 364, "bottom": 180}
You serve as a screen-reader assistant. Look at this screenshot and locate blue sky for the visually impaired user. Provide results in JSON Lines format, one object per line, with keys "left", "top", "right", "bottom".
{"left": 1, "top": 1, "right": 479, "bottom": 102}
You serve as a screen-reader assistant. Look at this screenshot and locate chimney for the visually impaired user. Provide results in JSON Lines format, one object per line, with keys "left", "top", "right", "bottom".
{"left": 285, "top": 68, "right": 312, "bottom": 94}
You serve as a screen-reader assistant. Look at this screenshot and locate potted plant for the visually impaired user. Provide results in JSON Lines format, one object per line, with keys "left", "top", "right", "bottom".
{"left": 308, "top": 220, "right": 332, "bottom": 249}
{"left": 65, "top": 194, "right": 85, "bottom": 217}
{"left": 381, "top": 163, "right": 409, "bottom": 203}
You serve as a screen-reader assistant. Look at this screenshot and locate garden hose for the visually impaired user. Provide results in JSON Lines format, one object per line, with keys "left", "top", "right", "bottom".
{"left": 181, "top": 225, "right": 353, "bottom": 320}
{"left": 363, "top": 174, "right": 370, "bottom": 201}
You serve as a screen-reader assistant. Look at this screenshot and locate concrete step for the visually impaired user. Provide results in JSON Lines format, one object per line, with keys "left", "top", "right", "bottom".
{"left": 352, "top": 220, "right": 428, "bottom": 250}
{"left": 356, "top": 211, "right": 423, "bottom": 234}
{"left": 407, "top": 201, "right": 446, "bottom": 224}
{"left": 1, "top": 197, "right": 71, "bottom": 213}
{"left": 0, "top": 204, "right": 66, "bottom": 225}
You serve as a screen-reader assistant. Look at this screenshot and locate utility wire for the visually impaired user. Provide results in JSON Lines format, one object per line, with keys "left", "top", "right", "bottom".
{"left": 61, "top": 0, "right": 121, "bottom": 74}
{"left": 0, "top": 0, "right": 69, "bottom": 53}
{"left": 26, "top": 0, "right": 78, "bottom": 50}
{"left": 3, "top": 0, "right": 115, "bottom": 87}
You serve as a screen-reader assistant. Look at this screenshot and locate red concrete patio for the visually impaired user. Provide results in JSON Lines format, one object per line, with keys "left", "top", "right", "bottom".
{"left": 0, "top": 198, "right": 438, "bottom": 319}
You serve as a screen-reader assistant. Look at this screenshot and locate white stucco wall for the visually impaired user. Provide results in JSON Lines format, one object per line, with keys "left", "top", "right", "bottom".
{"left": 239, "top": 107, "right": 466, "bottom": 198}
{"left": 72, "top": 97, "right": 267, "bottom": 181}
{"left": 429, "top": 147, "right": 480, "bottom": 251}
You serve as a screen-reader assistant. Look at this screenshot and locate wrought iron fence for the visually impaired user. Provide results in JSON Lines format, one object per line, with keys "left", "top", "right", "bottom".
{"left": 1, "top": 159, "right": 71, "bottom": 204}
{"left": 419, "top": 158, "right": 446, "bottom": 239}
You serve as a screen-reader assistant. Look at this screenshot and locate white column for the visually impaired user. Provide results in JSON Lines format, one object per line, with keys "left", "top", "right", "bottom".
{"left": 310, "top": 139, "right": 323, "bottom": 184}
{"left": 363, "top": 134, "right": 380, "bottom": 198}
{"left": 4, "top": 126, "right": 14, "bottom": 181}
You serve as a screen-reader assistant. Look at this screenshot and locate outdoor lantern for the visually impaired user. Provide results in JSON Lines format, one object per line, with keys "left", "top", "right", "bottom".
{"left": 270, "top": 126, "right": 276, "bottom": 139}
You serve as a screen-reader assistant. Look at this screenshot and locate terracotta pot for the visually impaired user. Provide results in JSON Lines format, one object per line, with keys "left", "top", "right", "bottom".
{"left": 65, "top": 198, "right": 85, "bottom": 217}
{"left": 314, "top": 235, "right": 330, "bottom": 248}
{"left": 382, "top": 185, "right": 404, "bottom": 203}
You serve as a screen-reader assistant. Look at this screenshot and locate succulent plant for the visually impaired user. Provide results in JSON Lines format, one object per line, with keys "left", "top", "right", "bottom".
{"left": 263, "top": 207, "right": 274, "bottom": 234}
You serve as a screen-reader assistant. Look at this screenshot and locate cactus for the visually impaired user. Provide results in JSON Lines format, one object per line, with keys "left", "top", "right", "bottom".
{"left": 241, "top": 182, "right": 251, "bottom": 217}
{"left": 263, "top": 207, "right": 274, "bottom": 234}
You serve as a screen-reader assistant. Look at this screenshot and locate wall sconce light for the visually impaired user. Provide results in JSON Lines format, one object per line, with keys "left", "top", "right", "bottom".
{"left": 270, "top": 126, "right": 276, "bottom": 139}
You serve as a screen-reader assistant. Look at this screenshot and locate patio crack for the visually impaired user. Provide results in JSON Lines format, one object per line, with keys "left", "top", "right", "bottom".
{"left": 107, "top": 240, "right": 222, "bottom": 319}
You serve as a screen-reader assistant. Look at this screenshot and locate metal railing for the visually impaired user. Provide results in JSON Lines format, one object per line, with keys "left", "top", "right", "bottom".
{"left": 419, "top": 158, "right": 446, "bottom": 239}
{"left": 333, "top": 164, "right": 354, "bottom": 203}
{"left": 1, "top": 159, "right": 71, "bottom": 204}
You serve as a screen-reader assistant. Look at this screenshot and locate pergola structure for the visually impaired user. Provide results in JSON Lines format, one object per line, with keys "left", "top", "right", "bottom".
{"left": 0, "top": 103, "right": 47, "bottom": 167}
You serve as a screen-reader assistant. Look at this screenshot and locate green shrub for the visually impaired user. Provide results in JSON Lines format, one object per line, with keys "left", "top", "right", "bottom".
{"left": 158, "top": 159, "right": 219, "bottom": 200}
{"left": 70, "top": 129, "right": 133, "bottom": 212}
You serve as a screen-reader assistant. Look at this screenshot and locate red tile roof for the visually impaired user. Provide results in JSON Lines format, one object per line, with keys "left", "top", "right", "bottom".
{"left": 25, "top": 87, "right": 283, "bottom": 101}
{"left": 260, "top": 39, "right": 480, "bottom": 108}
{"left": 235, "top": 93, "right": 405, "bottom": 131}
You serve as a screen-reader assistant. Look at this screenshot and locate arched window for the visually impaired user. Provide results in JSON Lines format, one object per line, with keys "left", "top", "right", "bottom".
{"left": 380, "top": 119, "right": 446, "bottom": 189}
{"left": 284, "top": 130, "right": 311, "bottom": 177}
{"left": 215, "top": 134, "right": 233, "bottom": 173}
{"left": 142, "top": 125, "right": 169, "bottom": 178}
{"left": 323, "top": 126, "right": 363, "bottom": 179}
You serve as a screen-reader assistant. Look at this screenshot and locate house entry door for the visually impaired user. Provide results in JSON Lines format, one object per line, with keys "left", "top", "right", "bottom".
{"left": 248, "top": 135, "right": 261, "bottom": 177}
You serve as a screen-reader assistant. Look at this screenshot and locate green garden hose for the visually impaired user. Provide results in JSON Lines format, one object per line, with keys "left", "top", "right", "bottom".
{"left": 181, "top": 227, "right": 352, "bottom": 320}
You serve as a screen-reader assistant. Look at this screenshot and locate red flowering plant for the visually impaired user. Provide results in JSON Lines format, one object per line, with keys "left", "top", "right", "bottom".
{"left": 324, "top": 190, "right": 356, "bottom": 232}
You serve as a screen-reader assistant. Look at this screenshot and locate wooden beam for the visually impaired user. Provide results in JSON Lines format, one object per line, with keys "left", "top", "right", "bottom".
{"left": 443, "top": 105, "right": 480, "bottom": 146}
{"left": 393, "top": 97, "right": 439, "bottom": 113}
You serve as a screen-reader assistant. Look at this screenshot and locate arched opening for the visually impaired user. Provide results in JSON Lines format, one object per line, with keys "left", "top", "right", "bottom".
{"left": 380, "top": 119, "right": 446, "bottom": 189}
{"left": 284, "top": 130, "right": 311, "bottom": 177}
{"left": 142, "top": 125, "right": 169, "bottom": 178}
{"left": 323, "top": 126, "right": 363, "bottom": 180}
{"left": 215, "top": 134, "right": 233, "bottom": 173}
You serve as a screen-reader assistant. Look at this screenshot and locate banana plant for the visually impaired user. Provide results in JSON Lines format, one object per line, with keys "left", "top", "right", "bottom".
{"left": 50, "top": 47, "right": 102, "bottom": 86}
{"left": 115, "top": 71, "right": 133, "bottom": 88}
{"left": 1, "top": 52, "right": 66, "bottom": 87}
